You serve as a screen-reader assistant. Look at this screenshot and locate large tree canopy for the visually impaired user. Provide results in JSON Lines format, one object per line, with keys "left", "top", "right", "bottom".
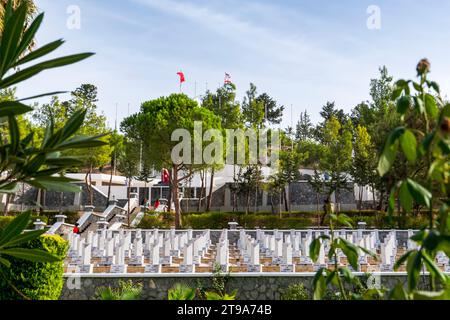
{"left": 121, "top": 93, "right": 221, "bottom": 227}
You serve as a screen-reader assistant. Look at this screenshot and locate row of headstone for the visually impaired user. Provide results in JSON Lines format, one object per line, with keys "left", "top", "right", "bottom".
{"left": 65, "top": 228, "right": 448, "bottom": 274}
{"left": 67, "top": 229, "right": 199, "bottom": 274}
{"left": 243, "top": 229, "right": 408, "bottom": 272}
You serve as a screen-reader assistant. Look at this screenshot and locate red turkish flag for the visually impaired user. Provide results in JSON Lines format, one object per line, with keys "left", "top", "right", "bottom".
{"left": 177, "top": 71, "right": 185, "bottom": 83}
{"left": 162, "top": 169, "right": 170, "bottom": 184}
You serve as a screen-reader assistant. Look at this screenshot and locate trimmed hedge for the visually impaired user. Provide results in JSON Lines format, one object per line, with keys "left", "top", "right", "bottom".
{"left": 6, "top": 210, "right": 80, "bottom": 225}
{"left": 40, "top": 211, "right": 80, "bottom": 225}
{"left": 138, "top": 215, "right": 172, "bottom": 229}
{"left": 182, "top": 212, "right": 313, "bottom": 229}
{"left": 0, "top": 234, "right": 68, "bottom": 300}
{"left": 138, "top": 210, "right": 430, "bottom": 230}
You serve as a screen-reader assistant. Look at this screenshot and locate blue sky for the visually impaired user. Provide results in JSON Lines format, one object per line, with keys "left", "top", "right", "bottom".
{"left": 18, "top": 0, "right": 450, "bottom": 129}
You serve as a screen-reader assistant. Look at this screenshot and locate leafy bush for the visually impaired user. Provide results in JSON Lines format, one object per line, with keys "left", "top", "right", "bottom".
{"left": 138, "top": 215, "right": 172, "bottom": 229}
{"left": 280, "top": 283, "right": 311, "bottom": 300}
{"left": 168, "top": 283, "right": 196, "bottom": 300}
{"left": 0, "top": 234, "right": 68, "bottom": 300}
{"left": 96, "top": 280, "right": 143, "bottom": 300}
{"left": 40, "top": 211, "right": 80, "bottom": 225}
{"left": 205, "top": 290, "right": 237, "bottom": 300}
{"left": 0, "top": 216, "right": 14, "bottom": 230}
{"left": 0, "top": 215, "right": 49, "bottom": 231}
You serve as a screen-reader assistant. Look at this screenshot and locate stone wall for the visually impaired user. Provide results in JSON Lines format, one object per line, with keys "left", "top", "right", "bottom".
{"left": 8, "top": 180, "right": 358, "bottom": 213}
{"left": 80, "top": 184, "right": 108, "bottom": 211}
{"left": 180, "top": 181, "right": 357, "bottom": 213}
{"left": 60, "top": 273, "right": 429, "bottom": 300}
{"left": 8, "top": 182, "right": 109, "bottom": 212}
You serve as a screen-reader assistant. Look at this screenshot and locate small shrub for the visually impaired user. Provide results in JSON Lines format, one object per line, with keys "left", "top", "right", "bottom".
{"left": 205, "top": 290, "right": 237, "bottom": 300}
{"left": 324, "top": 289, "right": 345, "bottom": 300}
{"left": 96, "top": 280, "right": 143, "bottom": 300}
{"left": 280, "top": 283, "right": 311, "bottom": 300}
{"left": 39, "top": 211, "right": 80, "bottom": 225}
{"left": 0, "top": 234, "right": 68, "bottom": 300}
{"left": 0, "top": 216, "right": 14, "bottom": 230}
{"left": 138, "top": 215, "right": 171, "bottom": 229}
{"left": 168, "top": 283, "right": 196, "bottom": 300}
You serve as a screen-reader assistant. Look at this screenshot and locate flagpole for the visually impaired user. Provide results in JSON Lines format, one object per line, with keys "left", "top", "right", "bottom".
{"left": 113, "top": 103, "right": 118, "bottom": 176}
{"left": 291, "top": 104, "right": 294, "bottom": 150}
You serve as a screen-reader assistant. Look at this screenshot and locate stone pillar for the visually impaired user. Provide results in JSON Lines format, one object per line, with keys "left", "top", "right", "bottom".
{"left": 33, "top": 219, "right": 46, "bottom": 230}
{"left": 228, "top": 222, "right": 238, "bottom": 230}
{"left": 55, "top": 215, "right": 67, "bottom": 223}
{"left": 358, "top": 221, "right": 367, "bottom": 229}
{"left": 97, "top": 218, "right": 109, "bottom": 230}
{"left": 84, "top": 205, "right": 95, "bottom": 212}
{"left": 130, "top": 192, "right": 138, "bottom": 199}
{"left": 109, "top": 195, "right": 118, "bottom": 207}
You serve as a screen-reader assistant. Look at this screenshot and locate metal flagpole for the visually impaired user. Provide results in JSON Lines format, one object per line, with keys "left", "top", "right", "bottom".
{"left": 291, "top": 104, "right": 294, "bottom": 150}
{"left": 113, "top": 103, "right": 118, "bottom": 176}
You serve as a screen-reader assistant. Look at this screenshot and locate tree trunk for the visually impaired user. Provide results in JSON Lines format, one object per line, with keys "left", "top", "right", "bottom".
{"left": 378, "top": 189, "right": 385, "bottom": 212}
{"left": 279, "top": 190, "right": 282, "bottom": 218}
{"left": 127, "top": 180, "right": 131, "bottom": 227}
{"left": 89, "top": 169, "right": 94, "bottom": 206}
{"left": 39, "top": 190, "right": 45, "bottom": 215}
{"left": 206, "top": 168, "right": 215, "bottom": 212}
{"left": 143, "top": 181, "right": 147, "bottom": 207}
{"left": 288, "top": 183, "right": 292, "bottom": 215}
{"left": 59, "top": 192, "right": 63, "bottom": 214}
{"left": 335, "top": 188, "right": 340, "bottom": 213}
{"left": 359, "top": 187, "right": 363, "bottom": 212}
{"left": 167, "top": 177, "right": 172, "bottom": 214}
{"left": 254, "top": 188, "right": 257, "bottom": 213}
{"left": 283, "top": 187, "right": 288, "bottom": 212}
{"left": 173, "top": 164, "right": 182, "bottom": 228}
{"left": 20, "top": 182, "right": 25, "bottom": 213}
{"left": 107, "top": 167, "right": 113, "bottom": 203}
{"left": 85, "top": 171, "right": 89, "bottom": 203}
{"left": 245, "top": 191, "right": 250, "bottom": 215}
{"left": 197, "top": 170, "right": 205, "bottom": 212}
{"left": 371, "top": 183, "right": 376, "bottom": 210}
{"left": 316, "top": 193, "right": 320, "bottom": 227}
{"left": 3, "top": 194, "right": 11, "bottom": 215}
{"left": 270, "top": 194, "right": 275, "bottom": 215}
{"left": 85, "top": 169, "right": 93, "bottom": 207}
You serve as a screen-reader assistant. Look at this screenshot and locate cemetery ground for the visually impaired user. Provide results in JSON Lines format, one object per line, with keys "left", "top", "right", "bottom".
{"left": 1, "top": 207, "right": 447, "bottom": 301}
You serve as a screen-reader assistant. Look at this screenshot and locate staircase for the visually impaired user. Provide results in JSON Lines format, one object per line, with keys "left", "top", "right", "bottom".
{"left": 48, "top": 193, "right": 143, "bottom": 236}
